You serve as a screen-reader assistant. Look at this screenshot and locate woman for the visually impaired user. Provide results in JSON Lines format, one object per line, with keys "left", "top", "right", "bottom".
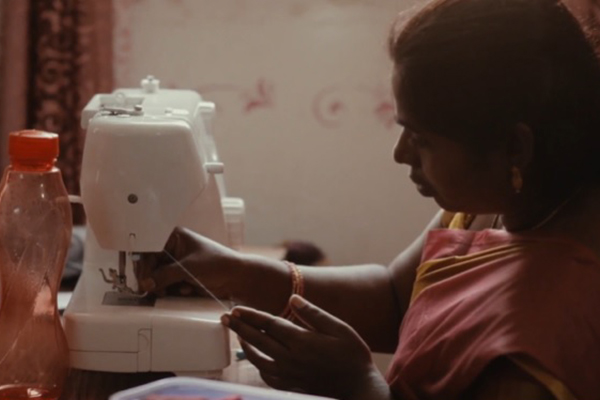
{"left": 138, "top": 0, "right": 600, "bottom": 398}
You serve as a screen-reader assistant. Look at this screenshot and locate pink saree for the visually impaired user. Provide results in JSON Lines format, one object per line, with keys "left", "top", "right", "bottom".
{"left": 386, "top": 228, "right": 600, "bottom": 399}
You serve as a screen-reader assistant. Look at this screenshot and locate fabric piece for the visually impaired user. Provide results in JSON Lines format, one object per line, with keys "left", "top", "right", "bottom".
{"left": 386, "top": 228, "right": 600, "bottom": 400}
{"left": 433, "top": 213, "right": 577, "bottom": 399}
{"left": 511, "top": 356, "right": 577, "bottom": 400}
{"left": 446, "top": 212, "right": 475, "bottom": 230}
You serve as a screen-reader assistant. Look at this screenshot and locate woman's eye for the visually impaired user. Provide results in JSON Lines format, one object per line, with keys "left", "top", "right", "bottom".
{"left": 408, "top": 131, "right": 428, "bottom": 147}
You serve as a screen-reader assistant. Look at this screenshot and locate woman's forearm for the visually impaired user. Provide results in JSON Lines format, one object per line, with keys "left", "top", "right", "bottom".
{"left": 232, "top": 254, "right": 402, "bottom": 352}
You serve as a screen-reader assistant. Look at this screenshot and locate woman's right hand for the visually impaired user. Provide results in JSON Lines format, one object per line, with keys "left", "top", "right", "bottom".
{"left": 135, "top": 227, "right": 244, "bottom": 299}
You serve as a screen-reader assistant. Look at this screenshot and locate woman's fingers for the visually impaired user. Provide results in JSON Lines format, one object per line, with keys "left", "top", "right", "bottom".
{"left": 223, "top": 308, "right": 295, "bottom": 359}
{"left": 137, "top": 260, "right": 198, "bottom": 294}
{"left": 229, "top": 306, "right": 304, "bottom": 342}
{"left": 163, "top": 226, "right": 194, "bottom": 254}
{"left": 239, "top": 340, "right": 308, "bottom": 392}
{"left": 238, "top": 339, "right": 279, "bottom": 376}
{"left": 224, "top": 303, "right": 374, "bottom": 398}
{"left": 289, "top": 295, "right": 353, "bottom": 338}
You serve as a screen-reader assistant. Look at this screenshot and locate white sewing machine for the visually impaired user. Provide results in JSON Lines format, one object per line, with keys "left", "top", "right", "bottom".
{"left": 63, "top": 76, "right": 245, "bottom": 377}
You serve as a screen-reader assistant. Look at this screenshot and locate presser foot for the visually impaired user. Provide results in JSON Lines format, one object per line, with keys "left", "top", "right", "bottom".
{"left": 99, "top": 267, "right": 148, "bottom": 298}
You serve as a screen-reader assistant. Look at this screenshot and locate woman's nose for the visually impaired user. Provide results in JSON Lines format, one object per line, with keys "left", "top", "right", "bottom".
{"left": 394, "top": 129, "right": 415, "bottom": 166}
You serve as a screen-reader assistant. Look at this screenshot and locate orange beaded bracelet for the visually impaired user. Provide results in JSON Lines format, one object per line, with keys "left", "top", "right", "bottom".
{"left": 280, "top": 261, "right": 305, "bottom": 320}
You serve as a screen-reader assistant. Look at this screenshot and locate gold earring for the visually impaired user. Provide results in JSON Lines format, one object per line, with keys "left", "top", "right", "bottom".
{"left": 511, "top": 166, "right": 523, "bottom": 194}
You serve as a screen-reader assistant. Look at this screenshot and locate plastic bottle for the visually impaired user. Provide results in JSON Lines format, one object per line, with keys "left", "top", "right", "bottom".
{"left": 0, "top": 130, "right": 72, "bottom": 400}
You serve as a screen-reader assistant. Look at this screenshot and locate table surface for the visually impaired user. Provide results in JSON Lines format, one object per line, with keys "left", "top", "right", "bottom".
{"left": 60, "top": 355, "right": 267, "bottom": 400}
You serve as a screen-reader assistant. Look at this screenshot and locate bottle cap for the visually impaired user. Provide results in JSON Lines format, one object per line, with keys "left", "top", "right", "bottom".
{"left": 9, "top": 130, "right": 59, "bottom": 166}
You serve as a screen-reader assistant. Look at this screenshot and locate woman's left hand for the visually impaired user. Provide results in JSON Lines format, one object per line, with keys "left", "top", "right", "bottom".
{"left": 222, "top": 295, "right": 387, "bottom": 399}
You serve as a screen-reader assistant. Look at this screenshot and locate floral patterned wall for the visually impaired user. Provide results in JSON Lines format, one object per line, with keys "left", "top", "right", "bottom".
{"left": 110, "top": 0, "right": 600, "bottom": 264}
{"left": 111, "top": 0, "right": 436, "bottom": 265}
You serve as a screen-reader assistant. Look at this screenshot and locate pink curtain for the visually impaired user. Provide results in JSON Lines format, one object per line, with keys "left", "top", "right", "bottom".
{"left": 0, "top": 0, "right": 113, "bottom": 223}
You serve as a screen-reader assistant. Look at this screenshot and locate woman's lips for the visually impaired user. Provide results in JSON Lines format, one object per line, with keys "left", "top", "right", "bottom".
{"left": 409, "top": 173, "right": 433, "bottom": 196}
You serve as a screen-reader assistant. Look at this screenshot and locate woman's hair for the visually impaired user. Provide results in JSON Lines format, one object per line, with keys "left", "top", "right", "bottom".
{"left": 389, "top": 0, "right": 600, "bottom": 185}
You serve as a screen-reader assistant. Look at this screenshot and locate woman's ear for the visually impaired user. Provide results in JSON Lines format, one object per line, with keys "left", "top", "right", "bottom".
{"left": 507, "top": 123, "right": 534, "bottom": 169}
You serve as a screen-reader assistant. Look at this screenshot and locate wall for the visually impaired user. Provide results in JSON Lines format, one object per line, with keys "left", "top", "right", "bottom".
{"left": 113, "top": 0, "right": 437, "bottom": 265}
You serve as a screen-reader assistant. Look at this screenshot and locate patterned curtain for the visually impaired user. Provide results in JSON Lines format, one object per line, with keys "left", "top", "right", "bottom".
{"left": 0, "top": 0, "right": 113, "bottom": 223}
{"left": 0, "top": 0, "right": 31, "bottom": 169}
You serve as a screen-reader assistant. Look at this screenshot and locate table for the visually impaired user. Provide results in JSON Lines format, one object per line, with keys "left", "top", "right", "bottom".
{"left": 60, "top": 356, "right": 266, "bottom": 400}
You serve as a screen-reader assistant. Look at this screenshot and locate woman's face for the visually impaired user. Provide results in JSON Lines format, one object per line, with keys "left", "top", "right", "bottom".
{"left": 392, "top": 70, "right": 513, "bottom": 214}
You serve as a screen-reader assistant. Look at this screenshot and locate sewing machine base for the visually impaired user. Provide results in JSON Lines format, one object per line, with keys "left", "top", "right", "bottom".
{"left": 64, "top": 291, "right": 231, "bottom": 374}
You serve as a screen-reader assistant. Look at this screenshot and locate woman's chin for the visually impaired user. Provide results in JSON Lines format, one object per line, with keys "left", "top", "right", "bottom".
{"left": 416, "top": 183, "right": 435, "bottom": 198}
{"left": 415, "top": 184, "right": 450, "bottom": 209}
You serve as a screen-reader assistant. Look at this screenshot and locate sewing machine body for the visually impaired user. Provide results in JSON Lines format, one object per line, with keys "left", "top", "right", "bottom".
{"left": 63, "top": 77, "right": 243, "bottom": 376}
